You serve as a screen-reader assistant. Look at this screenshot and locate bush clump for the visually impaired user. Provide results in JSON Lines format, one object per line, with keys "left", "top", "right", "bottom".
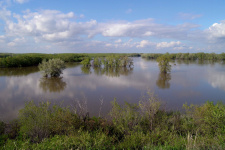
{"left": 157, "top": 55, "right": 171, "bottom": 73}
{"left": 38, "top": 58, "right": 66, "bottom": 77}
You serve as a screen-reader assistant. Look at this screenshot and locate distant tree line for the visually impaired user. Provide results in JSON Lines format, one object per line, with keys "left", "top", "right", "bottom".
{"left": 142, "top": 52, "right": 225, "bottom": 60}
{"left": 81, "top": 55, "right": 134, "bottom": 68}
{"left": 0, "top": 53, "right": 86, "bottom": 68}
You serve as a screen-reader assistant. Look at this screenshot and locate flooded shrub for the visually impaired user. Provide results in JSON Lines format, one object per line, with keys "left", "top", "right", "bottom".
{"left": 119, "top": 56, "right": 133, "bottom": 67}
{"left": 157, "top": 55, "right": 171, "bottom": 73}
{"left": 92, "top": 57, "right": 102, "bottom": 67}
{"left": 38, "top": 58, "right": 66, "bottom": 77}
{"left": 80, "top": 57, "right": 91, "bottom": 66}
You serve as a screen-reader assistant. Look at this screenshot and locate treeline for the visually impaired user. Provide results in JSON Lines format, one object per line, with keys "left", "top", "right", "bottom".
{"left": 83, "top": 53, "right": 141, "bottom": 58}
{"left": 81, "top": 55, "right": 134, "bottom": 68}
{"left": 1, "top": 94, "right": 225, "bottom": 149}
{"left": 0, "top": 53, "right": 13, "bottom": 58}
{"left": 0, "top": 53, "right": 86, "bottom": 68}
{"left": 142, "top": 52, "right": 225, "bottom": 60}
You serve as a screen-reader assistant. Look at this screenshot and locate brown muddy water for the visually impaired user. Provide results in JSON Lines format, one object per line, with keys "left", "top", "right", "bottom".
{"left": 0, "top": 57, "right": 225, "bottom": 122}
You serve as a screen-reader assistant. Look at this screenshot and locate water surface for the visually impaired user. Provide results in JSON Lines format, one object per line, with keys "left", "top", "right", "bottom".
{"left": 1, "top": 58, "right": 225, "bottom": 122}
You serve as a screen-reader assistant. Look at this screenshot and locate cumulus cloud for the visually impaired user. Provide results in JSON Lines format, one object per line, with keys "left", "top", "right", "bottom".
{"left": 101, "top": 19, "right": 199, "bottom": 40}
{"left": 156, "top": 41, "right": 181, "bottom": 48}
{"left": 1, "top": 6, "right": 225, "bottom": 53}
{"left": 136, "top": 40, "right": 153, "bottom": 48}
{"left": 4, "top": 9, "right": 99, "bottom": 43}
{"left": 208, "top": 21, "right": 225, "bottom": 39}
{"left": 0, "top": 8, "right": 11, "bottom": 21}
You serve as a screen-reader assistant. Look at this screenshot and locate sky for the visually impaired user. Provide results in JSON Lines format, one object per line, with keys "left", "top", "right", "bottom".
{"left": 0, "top": 0, "right": 225, "bottom": 53}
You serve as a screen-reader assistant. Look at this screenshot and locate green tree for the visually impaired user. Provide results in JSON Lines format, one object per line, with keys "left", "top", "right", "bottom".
{"left": 157, "top": 55, "right": 171, "bottom": 73}
{"left": 80, "top": 57, "right": 91, "bottom": 66}
{"left": 92, "top": 57, "right": 102, "bottom": 67}
{"left": 38, "top": 58, "right": 66, "bottom": 77}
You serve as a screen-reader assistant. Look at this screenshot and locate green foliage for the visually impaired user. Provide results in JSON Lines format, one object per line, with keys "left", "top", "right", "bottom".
{"left": 2, "top": 97, "right": 225, "bottom": 149}
{"left": 101, "top": 55, "right": 133, "bottom": 68}
{"left": 141, "top": 53, "right": 163, "bottom": 59}
{"left": 139, "top": 91, "right": 162, "bottom": 130}
{"left": 183, "top": 101, "right": 225, "bottom": 136}
{"left": 157, "top": 55, "right": 171, "bottom": 73}
{"left": 19, "top": 101, "right": 80, "bottom": 142}
{"left": 92, "top": 57, "right": 102, "bottom": 67}
{"left": 142, "top": 52, "right": 225, "bottom": 61}
{"left": 0, "top": 53, "right": 86, "bottom": 68}
{"left": 80, "top": 57, "right": 91, "bottom": 66}
{"left": 38, "top": 58, "right": 66, "bottom": 77}
{"left": 110, "top": 99, "right": 140, "bottom": 134}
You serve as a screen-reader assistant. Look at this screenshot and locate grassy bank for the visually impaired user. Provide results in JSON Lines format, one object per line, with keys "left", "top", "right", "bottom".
{"left": 1, "top": 92, "right": 225, "bottom": 149}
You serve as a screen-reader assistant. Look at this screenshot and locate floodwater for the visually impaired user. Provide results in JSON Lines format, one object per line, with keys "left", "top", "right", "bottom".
{"left": 1, "top": 57, "right": 225, "bottom": 122}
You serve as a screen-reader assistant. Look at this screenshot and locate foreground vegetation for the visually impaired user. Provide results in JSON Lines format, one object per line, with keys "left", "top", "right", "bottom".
{"left": 1, "top": 92, "right": 225, "bottom": 149}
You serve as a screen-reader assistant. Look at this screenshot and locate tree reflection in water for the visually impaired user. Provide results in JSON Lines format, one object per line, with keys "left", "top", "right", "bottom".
{"left": 39, "top": 77, "right": 67, "bottom": 93}
{"left": 81, "top": 66, "right": 91, "bottom": 74}
{"left": 156, "top": 72, "right": 171, "bottom": 89}
{"left": 82, "top": 66, "right": 133, "bottom": 77}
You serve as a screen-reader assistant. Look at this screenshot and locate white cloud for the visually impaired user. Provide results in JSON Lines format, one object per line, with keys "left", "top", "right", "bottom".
{"left": 0, "top": 7, "right": 225, "bottom": 53}
{"left": 4, "top": 10, "right": 99, "bottom": 43}
{"left": 100, "top": 19, "right": 199, "bottom": 40}
{"left": 126, "top": 8, "right": 132, "bottom": 14}
{"left": 137, "top": 40, "right": 152, "bottom": 48}
{"left": 178, "top": 13, "right": 202, "bottom": 20}
{"left": 208, "top": 21, "right": 225, "bottom": 39}
{"left": 156, "top": 41, "right": 181, "bottom": 48}
{"left": 14, "top": 0, "right": 29, "bottom": 4}
{"left": 115, "top": 39, "right": 122, "bottom": 43}
{"left": 0, "top": 8, "right": 11, "bottom": 21}
{"left": 105, "top": 43, "right": 112, "bottom": 47}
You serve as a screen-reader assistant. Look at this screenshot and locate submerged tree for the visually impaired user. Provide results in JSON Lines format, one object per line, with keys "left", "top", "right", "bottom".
{"left": 92, "top": 57, "right": 102, "bottom": 67}
{"left": 38, "top": 58, "right": 66, "bottom": 77}
{"left": 157, "top": 55, "right": 171, "bottom": 73}
{"left": 80, "top": 57, "right": 91, "bottom": 66}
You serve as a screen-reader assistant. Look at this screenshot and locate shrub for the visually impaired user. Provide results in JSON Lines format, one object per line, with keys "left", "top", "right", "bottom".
{"left": 110, "top": 99, "right": 140, "bottom": 134}
{"left": 38, "top": 58, "right": 66, "bottom": 77}
{"left": 157, "top": 55, "right": 171, "bottom": 73}
{"left": 92, "top": 57, "right": 102, "bottom": 67}
{"left": 80, "top": 57, "right": 91, "bottom": 66}
{"left": 19, "top": 101, "right": 80, "bottom": 142}
{"left": 139, "top": 91, "right": 162, "bottom": 130}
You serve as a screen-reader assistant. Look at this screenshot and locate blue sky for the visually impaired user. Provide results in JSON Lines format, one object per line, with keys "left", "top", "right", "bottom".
{"left": 0, "top": 0, "right": 225, "bottom": 53}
